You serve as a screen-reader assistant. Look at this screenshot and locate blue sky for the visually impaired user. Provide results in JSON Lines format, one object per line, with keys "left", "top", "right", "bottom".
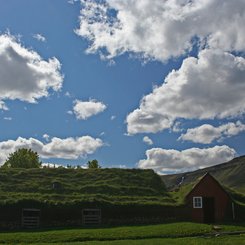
{"left": 0, "top": 0, "right": 245, "bottom": 173}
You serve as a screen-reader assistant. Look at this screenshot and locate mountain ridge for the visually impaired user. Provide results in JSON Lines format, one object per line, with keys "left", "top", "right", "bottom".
{"left": 161, "top": 155, "right": 245, "bottom": 193}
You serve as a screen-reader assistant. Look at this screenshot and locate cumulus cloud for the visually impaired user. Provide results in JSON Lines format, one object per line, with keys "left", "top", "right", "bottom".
{"left": 127, "top": 49, "right": 245, "bottom": 134}
{"left": 138, "top": 145, "right": 236, "bottom": 173}
{"left": 33, "top": 33, "right": 46, "bottom": 42}
{"left": 143, "top": 136, "right": 153, "bottom": 145}
{"left": 0, "top": 34, "right": 63, "bottom": 108}
{"left": 76, "top": 1, "right": 245, "bottom": 137}
{"left": 179, "top": 121, "right": 245, "bottom": 144}
{"left": 76, "top": 0, "right": 245, "bottom": 61}
{"left": 73, "top": 99, "right": 107, "bottom": 120}
{"left": 0, "top": 136, "right": 104, "bottom": 165}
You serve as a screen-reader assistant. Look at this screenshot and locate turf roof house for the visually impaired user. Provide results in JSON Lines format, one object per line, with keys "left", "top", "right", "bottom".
{"left": 185, "top": 173, "right": 234, "bottom": 223}
{"left": 0, "top": 168, "right": 179, "bottom": 229}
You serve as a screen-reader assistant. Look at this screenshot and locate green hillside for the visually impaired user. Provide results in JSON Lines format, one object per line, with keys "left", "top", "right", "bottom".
{"left": 161, "top": 156, "right": 245, "bottom": 204}
{"left": 161, "top": 156, "right": 245, "bottom": 191}
{"left": 0, "top": 168, "right": 171, "bottom": 206}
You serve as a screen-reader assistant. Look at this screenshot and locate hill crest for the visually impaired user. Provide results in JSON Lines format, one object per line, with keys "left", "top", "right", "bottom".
{"left": 161, "top": 155, "right": 245, "bottom": 193}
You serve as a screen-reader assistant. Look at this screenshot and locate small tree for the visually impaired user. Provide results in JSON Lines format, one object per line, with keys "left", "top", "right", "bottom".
{"left": 87, "top": 159, "right": 101, "bottom": 169}
{"left": 3, "top": 148, "right": 41, "bottom": 168}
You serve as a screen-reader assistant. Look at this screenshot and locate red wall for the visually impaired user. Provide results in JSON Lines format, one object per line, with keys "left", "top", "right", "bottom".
{"left": 186, "top": 174, "right": 231, "bottom": 223}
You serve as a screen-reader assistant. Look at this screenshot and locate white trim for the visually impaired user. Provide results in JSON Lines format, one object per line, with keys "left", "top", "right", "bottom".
{"left": 193, "top": 196, "right": 203, "bottom": 208}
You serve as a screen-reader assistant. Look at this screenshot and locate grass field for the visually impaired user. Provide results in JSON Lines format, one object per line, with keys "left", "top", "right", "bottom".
{"left": 31, "top": 235, "right": 245, "bottom": 245}
{"left": 0, "top": 222, "right": 244, "bottom": 244}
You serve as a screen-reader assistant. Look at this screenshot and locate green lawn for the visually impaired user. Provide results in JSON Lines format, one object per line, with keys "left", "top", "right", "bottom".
{"left": 0, "top": 222, "right": 244, "bottom": 244}
{"left": 32, "top": 235, "right": 245, "bottom": 245}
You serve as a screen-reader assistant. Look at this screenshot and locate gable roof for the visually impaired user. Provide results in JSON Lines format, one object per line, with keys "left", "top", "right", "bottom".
{"left": 185, "top": 172, "right": 231, "bottom": 200}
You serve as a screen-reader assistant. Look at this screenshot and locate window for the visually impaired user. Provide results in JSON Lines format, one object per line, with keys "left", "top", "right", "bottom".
{"left": 193, "top": 196, "right": 202, "bottom": 208}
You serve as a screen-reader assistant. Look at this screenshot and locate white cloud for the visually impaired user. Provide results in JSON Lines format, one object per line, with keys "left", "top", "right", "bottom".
{"left": 143, "top": 136, "right": 153, "bottom": 145}
{"left": 73, "top": 99, "right": 107, "bottom": 120}
{"left": 179, "top": 121, "right": 245, "bottom": 144}
{"left": 100, "top": 132, "right": 105, "bottom": 136}
{"left": 76, "top": 0, "right": 245, "bottom": 61}
{"left": 41, "top": 162, "right": 62, "bottom": 168}
{"left": 42, "top": 134, "right": 50, "bottom": 142}
{"left": 111, "top": 115, "right": 116, "bottom": 120}
{"left": 68, "top": 0, "right": 79, "bottom": 4}
{"left": 127, "top": 49, "right": 245, "bottom": 134}
{"left": 0, "top": 101, "right": 8, "bottom": 111}
{"left": 65, "top": 91, "right": 72, "bottom": 97}
{"left": 0, "top": 34, "right": 63, "bottom": 108}
{"left": 138, "top": 145, "right": 236, "bottom": 173}
{"left": 109, "top": 164, "right": 127, "bottom": 169}
{"left": 77, "top": 0, "right": 245, "bottom": 137}
{"left": 3, "top": 117, "right": 12, "bottom": 121}
{"left": 33, "top": 33, "right": 46, "bottom": 42}
{"left": 172, "top": 122, "right": 182, "bottom": 133}
{"left": 0, "top": 136, "right": 104, "bottom": 165}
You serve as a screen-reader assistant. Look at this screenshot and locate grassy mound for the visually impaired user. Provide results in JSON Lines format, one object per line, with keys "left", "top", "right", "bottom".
{"left": 0, "top": 168, "right": 172, "bottom": 205}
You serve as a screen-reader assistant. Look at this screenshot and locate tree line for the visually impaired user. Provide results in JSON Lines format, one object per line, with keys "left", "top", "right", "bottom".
{"left": 1, "top": 148, "right": 101, "bottom": 169}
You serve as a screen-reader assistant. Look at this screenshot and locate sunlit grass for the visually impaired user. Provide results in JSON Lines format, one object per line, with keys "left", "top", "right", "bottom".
{"left": 0, "top": 222, "right": 244, "bottom": 244}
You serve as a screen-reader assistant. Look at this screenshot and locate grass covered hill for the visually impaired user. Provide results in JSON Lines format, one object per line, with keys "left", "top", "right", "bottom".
{"left": 161, "top": 156, "right": 245, "bottom": 205}
{"left": 0, "top": 168, "right": 171, "bottom": 206}
{"left": 161, "top": 156, "right": 245, "bottom": 192}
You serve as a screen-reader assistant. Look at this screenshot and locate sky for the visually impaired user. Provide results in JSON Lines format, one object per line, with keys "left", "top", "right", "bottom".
{"left": 0, "top": 0, "right": 245, "bottom": 174}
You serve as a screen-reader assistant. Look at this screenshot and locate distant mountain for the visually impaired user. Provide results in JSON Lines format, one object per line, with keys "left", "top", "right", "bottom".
{"left": 161, "top": 156, "right": 245, "bottom": 193}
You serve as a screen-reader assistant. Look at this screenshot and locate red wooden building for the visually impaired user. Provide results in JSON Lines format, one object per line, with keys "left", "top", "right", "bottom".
{"left": 186, "top": 172, "right": 233, "bottom": 223}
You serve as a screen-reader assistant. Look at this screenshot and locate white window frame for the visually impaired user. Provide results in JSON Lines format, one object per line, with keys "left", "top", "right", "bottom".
{"left": 193, "top": 196, "right": 203, "bottom": 208}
